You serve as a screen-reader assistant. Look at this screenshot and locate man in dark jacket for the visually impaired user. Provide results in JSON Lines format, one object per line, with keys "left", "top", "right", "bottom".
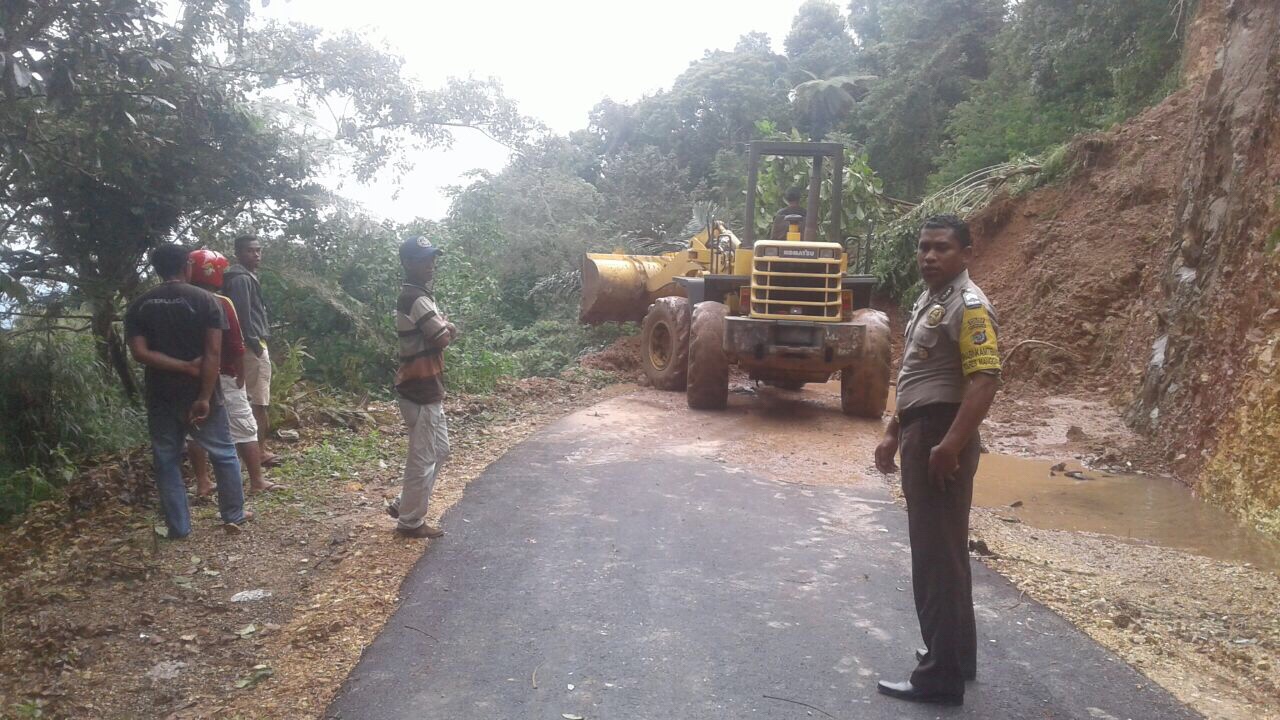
{"left": 223, "top": 234, "right": 279, "bottom": 466}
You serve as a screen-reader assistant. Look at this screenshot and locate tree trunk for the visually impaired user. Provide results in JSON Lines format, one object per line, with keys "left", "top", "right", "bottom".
{"left": 91, "top": 298, "right": 140, "bottom": 402}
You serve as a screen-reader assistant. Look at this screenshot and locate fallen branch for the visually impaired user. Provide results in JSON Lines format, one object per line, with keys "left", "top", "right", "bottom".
{"left": 762, "top": 694, "right": 837, "bottom": 718}
{"left": 1003, "top": 339, "right": 1076, "bottom": 367}
{"left": 403, "top": 624, "right": 437, "bottom": 641}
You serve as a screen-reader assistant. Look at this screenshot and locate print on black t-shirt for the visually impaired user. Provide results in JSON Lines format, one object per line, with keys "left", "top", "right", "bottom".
{"left": 124, "top": 282, "right": 228, "bottom": 410}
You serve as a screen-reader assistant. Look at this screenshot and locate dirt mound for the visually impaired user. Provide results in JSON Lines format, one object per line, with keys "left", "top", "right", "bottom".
{"left": 579, "top": 334, "right": 643, "bottom": 380}
{"left": 969, "top": 88, "right": 1198, "bottom": 395}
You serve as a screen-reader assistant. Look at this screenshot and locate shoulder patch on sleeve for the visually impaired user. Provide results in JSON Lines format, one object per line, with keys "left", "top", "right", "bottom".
{"left": 962, "top": 290, "right": 983, "bottom": 309}
{"left": 959, "top": 305, "right": 1001, "bottom": 376}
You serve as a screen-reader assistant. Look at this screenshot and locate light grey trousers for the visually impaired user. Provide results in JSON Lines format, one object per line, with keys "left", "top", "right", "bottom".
{"left": 396, "top": 398, "right": 450, "bottom": 529}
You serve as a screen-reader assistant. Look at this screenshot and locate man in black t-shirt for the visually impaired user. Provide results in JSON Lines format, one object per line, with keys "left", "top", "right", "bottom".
{"left": 125, "top": 243, "right": 251, "bottom": 538}
{"left": 770, "top": 186, "right": 807, "bottom": 241}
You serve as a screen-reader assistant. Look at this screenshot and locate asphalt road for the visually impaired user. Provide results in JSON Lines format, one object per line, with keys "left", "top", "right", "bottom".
{"left": 326, "top": 400, "right": 1200, "bottom": 720}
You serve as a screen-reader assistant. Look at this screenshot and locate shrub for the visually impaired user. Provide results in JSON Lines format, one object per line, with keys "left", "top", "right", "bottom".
{"left": 0, "top": 330, "right": 144, "bottom": 522}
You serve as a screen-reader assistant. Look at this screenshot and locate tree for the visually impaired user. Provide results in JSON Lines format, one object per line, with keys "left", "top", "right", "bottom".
{"left": 847, "top": 0, "right": 1005, "bottom": 198}
{"left": 734, "top": 32, "right": 774, "bottom": 55}
{"left": 596, "top": 147, "right": 691, "bottom": 243}
{"left": 792, "top": 73, "right": 875, "bottom": 140}
{"left": 848, "top": 0, "right": 885, "bottom": 45}
{"left": 0, "top": 0, "right": 533, "bottom": 397}
{"left": 785, "top": 0, "right": 860, "bottom": 78}
{"left": 933, "top": 0, "right": 1190, "bottom": 185}
{"left": 588, "top": 45, "right": 792, "bottom": 188}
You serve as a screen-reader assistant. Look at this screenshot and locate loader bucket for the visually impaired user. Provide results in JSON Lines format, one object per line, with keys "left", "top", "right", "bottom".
{"left": 580, "top": 253, "right": 671, "bottom": 325}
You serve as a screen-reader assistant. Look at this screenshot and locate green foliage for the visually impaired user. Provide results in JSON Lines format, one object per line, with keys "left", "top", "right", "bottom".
{"left": 0, "top": 0, "right": 533, "bottom": 398}
{"left": 445, "top": 347, "right": 520, "bottom": 395}
{"left": 258, "top": 428, "right": 392, "bottom": 514}
{"left": 0, "top": 330, "right": 144, "bottom": 522}
{"left": 792, "top": 74, "right": 876, "bottom": 140}
{"left": 260, "top": 267, "right": 392, "bottom": 391}
{"left": 0, "top": 454, "right": 69, "bottom": 526}
{"left": 7, "top": 700, "right": 46, "bottom": 719}
{"left": 933, "top": 0, "right": 1191, "bottom": 187}
{"left": 267, "top": 337, "right": 310, "bottom": 427}
{"left": 752, "top": 129, "right": 892, "bottom": 244}
{"left": 786, "top": 1, "right": 860, "bottom": 78}
{"left": 850, "top": 0, "right": 1006, "bottom": 199}
{"left": 494, "top": 319, "right": 633, "bottom": 380}
{"left": 871, "top": 159, "right": 1044, "bottom": 306}
{"left": 588, "top": 44, "right": 792, "bottom": 187}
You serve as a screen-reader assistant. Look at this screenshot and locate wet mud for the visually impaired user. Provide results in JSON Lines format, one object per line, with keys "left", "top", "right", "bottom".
{"left": 974, "top": 453, "right": 1280, "bottom": 572}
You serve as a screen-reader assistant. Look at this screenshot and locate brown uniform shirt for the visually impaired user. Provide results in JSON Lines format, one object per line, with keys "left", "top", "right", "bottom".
{"left": 896, "top": 270, "right": 1001, "bottom": 413}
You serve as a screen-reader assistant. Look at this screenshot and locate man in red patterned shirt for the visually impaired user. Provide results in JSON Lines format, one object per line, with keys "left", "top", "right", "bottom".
{"left": 186, "top": 249, "right": 278, "bottom": 496}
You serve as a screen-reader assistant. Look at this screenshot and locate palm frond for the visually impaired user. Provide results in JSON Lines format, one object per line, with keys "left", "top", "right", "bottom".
{"left": 527, "top": 269, "right": 582, "bottom": 301}
{"left": 885, "top": 158, "right": 1042, "bottom": 236}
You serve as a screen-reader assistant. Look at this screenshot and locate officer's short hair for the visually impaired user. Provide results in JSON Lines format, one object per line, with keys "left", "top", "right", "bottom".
{"left": 921, "top": 214, "right": 971, "bottom": 248}
{"left": 234, "top": 233, "right": 259, "bottom": 252}
{"left": 785, "top": 186, "right": 804, "bottom": 204}
{"left": 151, "top": 243, "right": 191, "bottom": 278}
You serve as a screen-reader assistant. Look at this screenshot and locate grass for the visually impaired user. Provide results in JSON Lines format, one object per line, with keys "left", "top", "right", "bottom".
{"left": 190, "top": 428, "right": 398, "bottom": 522}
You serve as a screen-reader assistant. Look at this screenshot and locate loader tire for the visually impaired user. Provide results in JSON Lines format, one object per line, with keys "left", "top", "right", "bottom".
{"left": 641, "top": 297, "right": 690, "bottom": 391}
{"left": 686, "top": 301, "right": 729, "bottom": 410}
{"left": 841, "top": 309, "right": 892, "bottom": 418}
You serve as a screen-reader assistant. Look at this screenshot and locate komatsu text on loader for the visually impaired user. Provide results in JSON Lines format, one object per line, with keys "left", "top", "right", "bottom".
{"left": 579, "top": 141, "right": 891, "bottom": 418}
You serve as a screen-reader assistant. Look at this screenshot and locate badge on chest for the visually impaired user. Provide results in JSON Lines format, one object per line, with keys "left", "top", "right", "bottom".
{"left": 924, "top": 304, "right": 946, "bottom": 328}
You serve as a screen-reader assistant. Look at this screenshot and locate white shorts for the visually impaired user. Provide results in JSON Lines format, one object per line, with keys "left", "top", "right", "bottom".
{"left": 243, "top": 345, "right": 272, "bottom": 406}
{"left": 221, "top": 375, "right": 260, "bottom": 444}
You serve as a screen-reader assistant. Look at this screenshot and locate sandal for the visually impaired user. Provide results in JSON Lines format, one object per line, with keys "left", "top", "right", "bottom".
{"left": 248, "top": 482, "right": 286, "bottom": 494}
{"left": 223, "top": 509, "right": 256, "bottom": 534}
{"left": 261, "top": 454, "right": 284, "bottom": 468}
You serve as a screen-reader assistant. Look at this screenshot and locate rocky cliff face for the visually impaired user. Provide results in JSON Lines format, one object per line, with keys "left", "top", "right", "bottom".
{"left": 1133, "top": 0, "right": 1280, "bottom": 533}
{"left": 969, "top": 0, "right": 1280, "bottom": 534}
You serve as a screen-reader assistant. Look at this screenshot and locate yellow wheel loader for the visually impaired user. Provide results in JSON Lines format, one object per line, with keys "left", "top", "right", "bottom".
{"left": 579, "top": 141, "right": 891, "bottom": 418}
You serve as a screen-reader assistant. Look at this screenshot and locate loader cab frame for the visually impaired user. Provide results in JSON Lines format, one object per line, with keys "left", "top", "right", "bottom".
{"left": 744, "top": 141, "right": 847, "bottom": 247}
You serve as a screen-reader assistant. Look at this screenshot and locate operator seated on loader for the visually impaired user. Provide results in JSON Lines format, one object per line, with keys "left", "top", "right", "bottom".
{"left": 770, "top": 186, "right": 806, "bottom": 240}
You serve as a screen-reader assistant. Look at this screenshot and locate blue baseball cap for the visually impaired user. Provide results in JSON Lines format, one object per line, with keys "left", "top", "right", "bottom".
{"left": 399, "top": 235, "right": 444, "bottom": 264}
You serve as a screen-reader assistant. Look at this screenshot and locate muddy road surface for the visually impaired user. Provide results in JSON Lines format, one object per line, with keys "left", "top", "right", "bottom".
{"left": 326, "top": 382, "right": 1234, "bottom": 719}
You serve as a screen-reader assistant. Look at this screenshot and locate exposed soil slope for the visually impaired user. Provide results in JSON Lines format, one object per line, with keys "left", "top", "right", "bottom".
{"left": 969, "top": 0, "right": 1280, "bottom": 532}
{"left": 969, "top": 89, "right": 1196, "bottom": 395}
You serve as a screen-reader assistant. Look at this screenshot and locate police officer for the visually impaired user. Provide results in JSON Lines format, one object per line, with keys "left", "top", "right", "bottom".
{"left": 874, "top": 214, "right": 1001, "bottom": 706}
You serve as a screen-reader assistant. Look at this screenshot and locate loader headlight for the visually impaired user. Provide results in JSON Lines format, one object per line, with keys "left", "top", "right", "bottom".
{"left": 760, "top": 246, "right": 779, "bottom": 257}
{"left": 818, "top": 248, "right": 837, "bottom": 259}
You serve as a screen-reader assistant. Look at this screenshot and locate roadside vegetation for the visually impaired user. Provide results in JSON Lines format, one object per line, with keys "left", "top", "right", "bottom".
{"left": 0, "top": 0, "right": 1193, "bottom": 520}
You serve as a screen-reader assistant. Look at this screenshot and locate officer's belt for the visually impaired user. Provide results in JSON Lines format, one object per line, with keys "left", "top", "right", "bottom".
{"left": 898, "top": 402, "right": 961, "bottom": 427}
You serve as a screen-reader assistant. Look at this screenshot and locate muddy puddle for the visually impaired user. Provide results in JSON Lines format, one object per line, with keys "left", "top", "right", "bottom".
{"left": 973, "top": 454, "right": 1280, "bottom": 572}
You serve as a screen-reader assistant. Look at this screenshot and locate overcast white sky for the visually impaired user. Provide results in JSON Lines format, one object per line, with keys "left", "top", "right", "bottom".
{"left": 257, "top": 0, "right": 814, "bottom": 221}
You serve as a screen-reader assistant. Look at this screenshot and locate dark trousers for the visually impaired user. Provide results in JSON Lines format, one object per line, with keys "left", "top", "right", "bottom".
{"left": 899, "top": 403, "right": 980, "bottom": 694}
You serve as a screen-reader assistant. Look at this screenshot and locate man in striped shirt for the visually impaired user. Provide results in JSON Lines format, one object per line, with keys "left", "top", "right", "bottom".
{"left": 386, "top": 235, "right": 457, "bottom": 538}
